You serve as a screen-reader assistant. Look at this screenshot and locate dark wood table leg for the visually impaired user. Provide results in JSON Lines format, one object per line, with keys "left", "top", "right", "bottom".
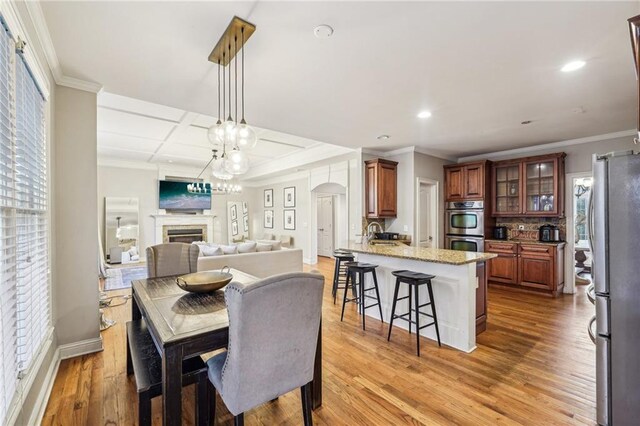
{"left": 311, "top": 318, "right": 322, "bottom": 409}
{"left": 132, "top": 289, "right": 142, "bottom": 321}
{"left": 162, "top": 346, "right": 183, "bottom": 426}
{"left": 128, "top": 289, "right": 141, "bottom": 375}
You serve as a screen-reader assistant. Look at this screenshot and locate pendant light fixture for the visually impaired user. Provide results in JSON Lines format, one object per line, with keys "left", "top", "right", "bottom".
{"left": 205, "top": 16, "right": 257, "bottom": 178}
{"left": 187, "top": 149, "right": 241, "bottom": 194}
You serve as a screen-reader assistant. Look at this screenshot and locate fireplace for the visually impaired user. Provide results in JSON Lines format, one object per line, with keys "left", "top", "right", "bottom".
{"left": 163, "top": 225, "right": 207, "bottom": 244}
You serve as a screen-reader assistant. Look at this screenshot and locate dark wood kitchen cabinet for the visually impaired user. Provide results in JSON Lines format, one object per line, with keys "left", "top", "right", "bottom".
{"left": 444, "top": 161, "right": 489, "bottom": 201}
{"left": 365, "top": 158, "right": 398, "bottom": 218}
{"left": 486, "top": 240, "right": 566, "bottom": 297}
{"left": 486, "top": 241, "right": 518, "bottom": 284}
{"left": 492, "top": 152, "right": 566, "bottom": 218}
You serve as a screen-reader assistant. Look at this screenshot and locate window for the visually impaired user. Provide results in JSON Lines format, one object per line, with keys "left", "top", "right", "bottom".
{"left": 0, "top": 18, "right": 49, "bottom": 425}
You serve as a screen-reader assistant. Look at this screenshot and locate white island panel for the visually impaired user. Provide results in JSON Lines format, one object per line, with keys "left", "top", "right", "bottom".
{"left": 353, "top": 253, "right": 478, "bottom": 353}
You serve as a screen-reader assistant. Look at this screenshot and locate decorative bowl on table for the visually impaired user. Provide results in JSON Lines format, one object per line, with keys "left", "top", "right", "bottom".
{"left": 176, "top": 266, "right": 233, "bottom": 293}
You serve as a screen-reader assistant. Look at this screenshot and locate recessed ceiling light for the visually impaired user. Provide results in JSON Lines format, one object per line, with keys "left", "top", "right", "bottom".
{"left": 377, "top": 135, "right": 390, "bottom": 140}
{"left": 314, "top": 25, "right": 334, "bottom": 39}
{"left": 561, "top": 60, "right": 586, "bottom": 72}
{"left": 168, "top": 159, "right": 173, "bottom": 163}
{"left": 417, "top": 110, "right": 432, "bottom": 119}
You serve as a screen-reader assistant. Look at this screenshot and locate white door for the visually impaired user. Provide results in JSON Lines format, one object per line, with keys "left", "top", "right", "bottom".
{"left": 317, "top": 196, "right": 334, "bottom": 257}
{"left": 418, "top": 184, "right": 433, "bottom": 247}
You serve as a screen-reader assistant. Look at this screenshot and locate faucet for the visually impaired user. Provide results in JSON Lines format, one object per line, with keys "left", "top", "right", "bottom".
{"left": 367, "top": 221, "right": 383, "bottom": 242}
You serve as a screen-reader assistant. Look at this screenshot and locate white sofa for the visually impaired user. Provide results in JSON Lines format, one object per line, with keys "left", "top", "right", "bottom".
{"left": 197, "top": 247, "right": 303, "bottom": 279}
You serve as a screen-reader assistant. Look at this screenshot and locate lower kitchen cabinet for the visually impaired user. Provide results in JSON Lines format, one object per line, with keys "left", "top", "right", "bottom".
{"left": 476, "top": 262, "right": 488, "bottom": 334}
{"left": 486, "top": 240, "right": 565, "bottom": 297}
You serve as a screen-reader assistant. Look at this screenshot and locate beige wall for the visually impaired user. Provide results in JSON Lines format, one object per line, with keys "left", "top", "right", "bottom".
{"left": 54, "top": 86, "right": 100, "bottom": 346}
{"left": 383, "top": 151, "right": 415, "bottom": 236}
{"left": 414, "top": 151, "right": 453, "bottom": 247}
{"left": 250, "top": 178, "right": 311, "bottom": 260}
{"left": 98, "top": 166, "right": 157, "bottom": 252}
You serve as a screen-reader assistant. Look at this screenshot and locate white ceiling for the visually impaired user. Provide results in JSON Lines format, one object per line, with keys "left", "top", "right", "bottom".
{"left": 97, "top": 92, "right": 331, "bottom": 169}
{"left": 42, "top": 1, "right": 640, "bottom": 158}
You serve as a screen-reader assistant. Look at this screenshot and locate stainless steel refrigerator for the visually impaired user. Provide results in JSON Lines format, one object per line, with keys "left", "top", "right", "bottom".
{"left": 588, "top": 150, "right": 640, "bottom": 425}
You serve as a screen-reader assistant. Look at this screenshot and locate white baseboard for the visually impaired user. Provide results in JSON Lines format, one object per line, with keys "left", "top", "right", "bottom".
{"left": 59, "top": 336, "right": 104, "bottom": 360}
{"left": 28, "top": 347, "right": 60, "bottom": 426}
{"left": 28, "top": 337, "right": 103, "bottom": 425}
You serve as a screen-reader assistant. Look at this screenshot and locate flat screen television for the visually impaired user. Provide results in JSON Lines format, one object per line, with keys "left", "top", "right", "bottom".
{"left": 158, "top": 180, "right": 211, "bottom": 210}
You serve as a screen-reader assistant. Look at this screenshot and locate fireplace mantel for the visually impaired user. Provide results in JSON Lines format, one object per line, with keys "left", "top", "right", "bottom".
{"left": 152, "top": 214, "right": 216, "bottom": 244}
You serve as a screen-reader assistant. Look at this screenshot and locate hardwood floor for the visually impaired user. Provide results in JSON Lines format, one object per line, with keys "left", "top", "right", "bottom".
{"left": 42, "top": 257, "right": 596, "bottom": 425}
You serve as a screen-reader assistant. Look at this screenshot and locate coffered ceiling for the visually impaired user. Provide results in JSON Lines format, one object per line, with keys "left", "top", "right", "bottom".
{"left": 97, "top": 92, "right": 343, "bottom": 169}
{"left": 41, "top": 1, "right": 640, "bottom": 158}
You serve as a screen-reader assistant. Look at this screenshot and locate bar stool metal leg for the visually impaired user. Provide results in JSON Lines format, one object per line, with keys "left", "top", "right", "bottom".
{"left": 340, "top": 270, "right": 351, "bottom": 322}
{"left": 360, "top": 271, "right": 366, "bottom": 330}
{"left": 426, "top": 280, "right": 441, "bottom": 347}
{"left": 408, "top": 287, "right": 412, "bottom": 335}
{"left": 387, "top": 278, "right": 401, "bottom": 341}
{"left": 331, "top": 258, "right": 340, "bottom": 301}
{"left": 372, "top": 270, "right": 384, "bottom": 323}
{"left": 414, "top": 284, "right": 421, "bottom": 356}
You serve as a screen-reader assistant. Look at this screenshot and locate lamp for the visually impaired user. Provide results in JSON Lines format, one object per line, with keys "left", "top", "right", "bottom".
{"left": 206, "top": 17, "right": 257, "bottom": 176}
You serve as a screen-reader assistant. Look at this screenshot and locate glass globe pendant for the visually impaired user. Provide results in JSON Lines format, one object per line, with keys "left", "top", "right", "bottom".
{"left": 236, "top": 119, "right": 257, "bottom": 150}
{"left": 224, "top": 147, "right": 249, "bottom": 175}
{"left": 222, "top": 118, "right": 237, "bottom": 146}
{"left": 210, "top": 150, "right": 233, "bottom": 180}
{"left": 207, "top": 119, "right": 225, "bottom": 146}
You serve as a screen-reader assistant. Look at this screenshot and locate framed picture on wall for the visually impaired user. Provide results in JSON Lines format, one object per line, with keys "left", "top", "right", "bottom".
{"left": 231, "top": 220, "right": 239, "bottom": 236}
{"left": 230, "top": 204, "right": 238, "bottom": 220}
{"left": 264, "top": 210, "right": 274, "bottom": 229}
{"left": 284, "top": 209, "right": 296, "bottom": 230}
{"left": 264, "top": 189, "right": 274, "bottom": 207}
{"left": 242, "top": 201, "right": 248, "bottom": 214}
{"left": 243, "top": 215, "right": 249, "bottom": 232}
{"left": 284, "top": 186, "right": 296, "bottom": 207}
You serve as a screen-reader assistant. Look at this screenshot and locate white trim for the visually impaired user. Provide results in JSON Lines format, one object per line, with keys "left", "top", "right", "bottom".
{"left": 23, "top": 1, "right": 102, "bottom": 93}
{"left": 415, "top": 177, "right": 439, "bottom": 249}
{"left": 58, "top": 337, "right": 103, "bottom": 360}
{"left": 458, "top": 130, "right": 636, "bottom": 163}
{"left": 57, "top": 74, "right": 103, "bottom": 93}
{"left": 362, "top": 145, "right": 456, "bottom": 162}
{"left": 303, "top": 257, "right": 314, "bottom": 265}
{"left": 98, "top": 157, "right": 159, "bottom": 171}
{"left": 564, "top": 171, "right": 592, "bottom": 295}
{"left": 28, "top": 347, "right": 60, "bottom": 426}
{"left": 242, "top": 171, "right": 309, "bottom": 187}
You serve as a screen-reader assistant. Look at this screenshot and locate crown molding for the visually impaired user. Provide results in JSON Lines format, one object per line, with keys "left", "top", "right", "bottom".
{"left": 24, "top": 1, "right": 103, "bottom": 93}
{"left": 457, "top": 129, "right": 636, "bottom": 163}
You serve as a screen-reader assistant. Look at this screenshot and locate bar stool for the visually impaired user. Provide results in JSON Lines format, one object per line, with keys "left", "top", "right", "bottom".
{"left": 387, "top": 270, "right": 440, "bottom": 356}
{"left": 340, "top": 262, "right": 384, "bottom": 330}
{"left": 332, "top": 251, "right": 355, "bottom": 304}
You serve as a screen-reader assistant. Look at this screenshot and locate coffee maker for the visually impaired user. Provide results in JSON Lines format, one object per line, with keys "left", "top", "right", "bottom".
{"left": 539, "top": 224, "right": 560, "bottom": 242}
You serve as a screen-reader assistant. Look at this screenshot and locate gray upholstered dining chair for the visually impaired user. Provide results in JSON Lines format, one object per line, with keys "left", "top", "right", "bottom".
{"left": 145, "top": 243, "right": 199, "bottom": 278}
{"left": 206, "top": 272, "right": 324, "bottom": 426}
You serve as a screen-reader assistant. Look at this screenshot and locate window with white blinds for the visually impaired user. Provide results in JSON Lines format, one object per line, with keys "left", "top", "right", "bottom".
{"left": 0, "top": 17, "right": 49, "bottom": 425}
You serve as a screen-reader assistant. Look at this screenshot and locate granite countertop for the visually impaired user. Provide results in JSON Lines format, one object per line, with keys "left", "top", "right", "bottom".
{"left": 341, "top": 243, "right": 496, "bottom": 266}
{"left": 485, "top": 239, "right": 566, "bottom": 246}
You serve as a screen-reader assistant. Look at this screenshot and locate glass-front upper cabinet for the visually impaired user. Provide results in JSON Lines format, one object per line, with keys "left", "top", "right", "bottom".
{"left": 494, "top": 163, "right": 521, "bottom": 215}
{"left": 492, "top": 153, "right": 566, "bottom": 217}
{"left": 524, "top": 159, "right": 557, "bottom": 215}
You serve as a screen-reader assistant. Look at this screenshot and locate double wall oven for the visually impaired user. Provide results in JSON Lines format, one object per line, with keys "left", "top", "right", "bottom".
{"left": 445, "top": 201, "right": 485, "bottom": 252}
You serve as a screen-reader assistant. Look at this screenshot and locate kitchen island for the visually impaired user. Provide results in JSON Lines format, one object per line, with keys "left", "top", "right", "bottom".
{"left": 340, "top": 243, "right": 496, "bottom": 353}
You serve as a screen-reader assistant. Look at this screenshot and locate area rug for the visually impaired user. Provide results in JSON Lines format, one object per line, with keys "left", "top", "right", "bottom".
{"left": 104, "top": 266, "right": 148, "bottom": 291}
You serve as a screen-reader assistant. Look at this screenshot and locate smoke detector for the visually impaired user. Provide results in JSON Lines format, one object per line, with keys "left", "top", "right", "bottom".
{"left": 314, "top": 25, "right": 334, "bottom": 39}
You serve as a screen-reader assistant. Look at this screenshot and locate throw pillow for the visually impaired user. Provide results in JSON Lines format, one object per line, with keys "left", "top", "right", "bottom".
{"left": 200, "top": 245, "right": 223, "bottom": 257}
{"left": 256, "top": 243, "right": 272, "bottom": 252}
{"left": 237, "top": 241, "right": 257, "bottom": 253}
{"left": 221, "top": 245, "right": 239, "bottom": 255}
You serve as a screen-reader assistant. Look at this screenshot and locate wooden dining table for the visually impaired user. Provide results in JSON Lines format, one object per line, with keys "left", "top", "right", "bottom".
{"left": 130, "top": 268, "right": 323, "bottom": 426}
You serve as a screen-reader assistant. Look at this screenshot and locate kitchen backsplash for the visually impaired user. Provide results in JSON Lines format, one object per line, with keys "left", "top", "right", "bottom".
{"left": 496, "top": 217, "right": 566, "bottom": 241}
